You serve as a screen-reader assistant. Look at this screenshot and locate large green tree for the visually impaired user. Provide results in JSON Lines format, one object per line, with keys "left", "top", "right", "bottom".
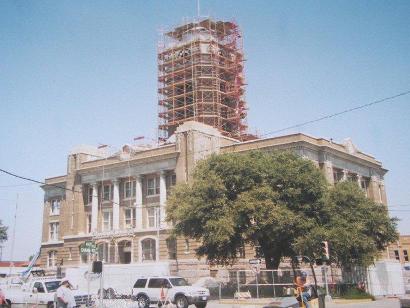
{"left": 0, "top": 220, "right": 7, "bottom": 243}
{"left": 167, "top": 151, "right": 398, "bottom": 269}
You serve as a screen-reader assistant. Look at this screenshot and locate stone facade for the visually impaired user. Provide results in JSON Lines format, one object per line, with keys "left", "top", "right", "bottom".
{"left": 39, "top": 121, "right": 388, "bottom": 274}
{"left": 387, "top": 235, "right": 410, "bottom": 264}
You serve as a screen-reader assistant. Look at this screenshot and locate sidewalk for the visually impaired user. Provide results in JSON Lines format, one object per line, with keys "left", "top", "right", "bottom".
{"left": 208, "top": 297, "right": 400, "bottom": 308}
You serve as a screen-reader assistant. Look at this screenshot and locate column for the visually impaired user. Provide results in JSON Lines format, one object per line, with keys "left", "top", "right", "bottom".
{"left": 91, "top": 183, "right": 98, "bottom": 232}
{"left": 113, "top": 179, "right": 120, "bottom": 230}
{"left": 114, "top": 242, "right": 118, "bottom": 264}
{"left": 342, "top": 170, "right": 348, "bottom": 182}
{"left": 369, "top": 175, "right": 380, "bottom": 203}
{"left": 356, "top": 174, "right": 362, "bottom": 187}
{"left": 379, "top": 180, "right": 387, "bottom": 205}
{"left": 159, "top": 171, "right": 167, "bottom": 227}
{"left": 322, "top": 160, "right": 334, "bottom": 185}
{"left": 135, "top": 175, "right": 143, "bottom": 230}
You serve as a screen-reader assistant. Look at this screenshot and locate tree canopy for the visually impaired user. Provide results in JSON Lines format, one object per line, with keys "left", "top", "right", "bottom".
{"left": 166, "top": 150, "right": 398, "bottom": 269}
{"left": 0, "top": 220, "right": 7, "bottom": 243}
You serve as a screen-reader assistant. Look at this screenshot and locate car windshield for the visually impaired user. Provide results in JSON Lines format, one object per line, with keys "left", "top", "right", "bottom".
{"left": 45, "top": 281, "right": 60, "bottom": 292}
{"left": 169, "top": 278, "right": 190, "bottom": 287}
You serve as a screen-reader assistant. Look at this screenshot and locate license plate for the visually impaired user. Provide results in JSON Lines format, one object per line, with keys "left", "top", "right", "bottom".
{"left": 202, "top": 296, "right": 207, "bottom": 300}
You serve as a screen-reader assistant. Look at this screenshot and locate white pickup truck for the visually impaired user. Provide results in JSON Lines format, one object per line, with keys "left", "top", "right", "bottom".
{"left": 3, "top": 277, "right": 91, "bottom": 307}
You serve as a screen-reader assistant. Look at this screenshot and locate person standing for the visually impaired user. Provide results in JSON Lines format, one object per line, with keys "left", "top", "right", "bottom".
{"left": 56, "top": 279, "right": 76, "bottom": 308}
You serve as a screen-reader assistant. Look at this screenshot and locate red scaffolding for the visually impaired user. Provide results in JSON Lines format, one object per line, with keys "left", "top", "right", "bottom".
{"left": 157, "top": 18, "right": 254, "bottom": 142}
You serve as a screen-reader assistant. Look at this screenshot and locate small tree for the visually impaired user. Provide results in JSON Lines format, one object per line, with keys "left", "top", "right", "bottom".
{"left": 0, "top": 220, "right": 7, "bottom": 243}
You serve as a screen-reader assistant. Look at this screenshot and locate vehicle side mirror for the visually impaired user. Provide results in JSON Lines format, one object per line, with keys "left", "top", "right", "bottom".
{"left": 32, "top": 287, "right": 38, "bottom": 294}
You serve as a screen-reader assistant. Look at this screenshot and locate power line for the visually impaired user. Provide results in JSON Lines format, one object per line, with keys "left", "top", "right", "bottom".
{"left": 261, "top": 90, "right": 410, "bottom": 137}
{"left": 0, "top": 168, "right": 80, "bottom": 194}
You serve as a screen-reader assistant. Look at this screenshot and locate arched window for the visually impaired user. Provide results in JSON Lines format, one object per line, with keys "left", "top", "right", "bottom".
{"left": 141, "top": 238, "right": 156, "bottom": 262}
{"left": 48, "top": 251, "right": 57, "bottom": 268}
{"left": 118, "top": 240, "right": 132, "bottom": 264}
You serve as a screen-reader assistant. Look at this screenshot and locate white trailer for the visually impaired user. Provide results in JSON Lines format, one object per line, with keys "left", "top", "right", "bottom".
{"left": 65, "top": 262, "right": 170, "bottom": 296}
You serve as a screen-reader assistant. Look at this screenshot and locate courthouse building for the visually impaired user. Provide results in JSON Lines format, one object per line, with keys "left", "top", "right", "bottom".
{"left": 39, "top": 121, "right": 388, "bottom": 275}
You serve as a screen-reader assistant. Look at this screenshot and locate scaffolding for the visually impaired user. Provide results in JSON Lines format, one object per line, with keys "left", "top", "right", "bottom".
{"left": 158, "top": 18, "right": 254, "bottom": 142}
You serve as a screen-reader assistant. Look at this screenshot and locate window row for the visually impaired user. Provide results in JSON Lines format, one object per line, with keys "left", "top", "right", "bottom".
{"left": 84, "top": 207, "right": 160, "bottom": 233}
{"left": 85, "top": 174, "right": 176, "bottom": 204}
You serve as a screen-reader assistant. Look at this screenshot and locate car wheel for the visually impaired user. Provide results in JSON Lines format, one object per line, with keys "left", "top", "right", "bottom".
{"left": 195, "top": 303, "right": 207, "bottom": 308}
{"left": 47, "top": 301, "right": 54, "bottom": 308}
{"left": 106, "top": 287, "right": 116, "bottom": 299}
{"left": 136, "top": 294, "right": 150, "bottom": 308}
{"left": 175, "top": 295, "right": 188, "bottom": 308}
{"left": 98, "top": 288, "right": 107, "bottom": 299}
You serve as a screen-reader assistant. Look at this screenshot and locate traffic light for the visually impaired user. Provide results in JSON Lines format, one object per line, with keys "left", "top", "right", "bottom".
{"left": 321, "top": 241, "right": 329, "bottom": 260}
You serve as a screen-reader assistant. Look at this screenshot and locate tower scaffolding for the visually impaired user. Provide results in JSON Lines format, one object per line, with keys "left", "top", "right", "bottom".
{"left": 157, "top": 18, "right": 255, "bottom": 142}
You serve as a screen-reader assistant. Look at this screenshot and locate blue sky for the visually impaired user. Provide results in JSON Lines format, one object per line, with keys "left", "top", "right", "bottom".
{"left": 0, "top": 0, "right": 409, "bottom": 260}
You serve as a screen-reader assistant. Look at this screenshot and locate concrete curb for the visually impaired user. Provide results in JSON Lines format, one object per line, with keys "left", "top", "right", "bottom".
{"left": 331, "top": 298, "right": 373, "bottom": 304}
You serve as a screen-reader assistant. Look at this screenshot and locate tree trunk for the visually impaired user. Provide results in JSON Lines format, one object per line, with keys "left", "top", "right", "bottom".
{"left": 262, "top": 246, "right": 282, "bottom": 269}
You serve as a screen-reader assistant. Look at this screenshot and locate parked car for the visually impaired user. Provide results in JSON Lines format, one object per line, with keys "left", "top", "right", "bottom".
{"left": 132, "top": 276, "right": 209, "bottom": 308}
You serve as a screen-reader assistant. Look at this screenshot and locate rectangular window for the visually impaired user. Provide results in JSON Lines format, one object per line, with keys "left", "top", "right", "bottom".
{"left": 103, "top": 210, "right": 113, "bottom": 231}
{"left": 147, "top": 207, "right": 157, "bottom": 228}
{"left": 88, "top": 187, "right": 93, "bottom": 205}
{"left": 49, "top": 222, "right": 59, "bottom": 241}
{"left": 50, "top": 200, "right": 60, "bottom": 215}
{"left": 147, "top": 177, "right": 160, "bottom": 196}
{"left": 333, "top": 170, "right": 343, "bottom": 183}
{"left": 166, "top": 173, "right": 176, "bottom": 188}
{"left": 404, "top": 250, "right": 409, "bottom": 262}
{"left": 103, "top": 184, "right": 112, "bottom": 201}
{"left": 394, "top": 250, "right": 400, "bottom": 261}
{"left": 360, "top": 178, "right": 368, "bottom": 197}
{"left": 125, "top": 208, "right": 135, "bottom": 228}
{"left": 124, "top": 180, "right": 136, "bottom": 199}
{"left": 166, "top": 238, "right": 177, "bottom": 260}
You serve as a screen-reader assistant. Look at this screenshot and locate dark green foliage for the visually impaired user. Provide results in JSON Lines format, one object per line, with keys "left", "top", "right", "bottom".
{"left": 167, "top": 151, "right": 398, "bottom": 269}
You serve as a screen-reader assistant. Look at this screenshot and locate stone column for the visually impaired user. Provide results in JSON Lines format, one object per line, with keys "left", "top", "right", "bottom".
{"left": 91, "top": 183, "right": 99, "bottom": 232}
{"left": 135, "top": 175, "right": 143, "bottom": 230}
{"left": 159, "top": 171, "right": 167, "bottom": 227}
{"left": 113, "top": 179, "right": 120, "bottom": 230}
{"left": 369, "top": 175, "right": 381, "bottom": 203}
{"left": 322, "top": 160, "right": 334, "bottom": 185}
{"left": 114, "top": 242, "right": 118, "bottom": 264}
{"left": 356, "top": 174, "right": 362, "bottom": 187}
{"left": 379, "top": 180, "right": 387, "bottom": 205}
{"left": 342, "top": 170, "right": 348, "bottom": 182}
